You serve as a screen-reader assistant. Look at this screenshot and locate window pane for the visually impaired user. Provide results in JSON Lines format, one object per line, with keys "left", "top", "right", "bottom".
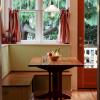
{"left": 43, "top": 0, "right": 49, "bottom": 9}
{"left": 86, "top": 50, "right": 89, "bottom": 54}
{"left": 21, "top": 0, "right": 29, "bottom": 10}
{"left": 59, "top": 0, "right": 66, "bottom": 9}
{"left": 12, "top": 0, "right": 20, "bottom": 10}
{"left": 84, "top": 0, "right": 98, "bottom": 68}
{"left": 84, "top": 0, "right": 97, "bottom": 45}
{"left": 51, "top": 0, "right": 58, "bottom": 8}
{"left": 43, "top": 12, "right": 60, "bottom": 40}
{"left": 43, "top": 0, "right": 67, "bottom": 9}
{"left": 19, "top": 12, "right": 36, "bottom": 40}
{"left": 29, "top": 0, "right": 35, "bottom": 10}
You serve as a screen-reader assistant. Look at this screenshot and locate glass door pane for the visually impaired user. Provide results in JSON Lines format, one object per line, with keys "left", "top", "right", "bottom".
{"left": 84, "top": 0, "right": 98, "bottom": 68}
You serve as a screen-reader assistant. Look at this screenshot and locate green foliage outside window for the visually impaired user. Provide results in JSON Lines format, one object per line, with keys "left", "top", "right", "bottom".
{"left": 84, "top": 0, "right": 97, "bottom": 45}
{"left": 43, "top": 12, "right": 59, "bottom": 40}
{"left": 12, "top": 0, "right": 20, "bottom": 9}
{"left": 85, "top": 0, "right": 97, "bottom": 19}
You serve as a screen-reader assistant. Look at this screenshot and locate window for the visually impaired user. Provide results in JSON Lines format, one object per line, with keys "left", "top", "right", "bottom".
{"left": 86, "top": 50, "right": 89, "bottom": 54}
{"left": 84, "top": 0, "right": 98, "bottom": 68}
{"left": 12, "top": 0, "right": 69, "bottom": 42}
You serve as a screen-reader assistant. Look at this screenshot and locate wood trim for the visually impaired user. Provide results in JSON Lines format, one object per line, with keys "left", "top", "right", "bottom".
{"left": 2, "top": 71, "right": 72, "bottom": 87}
{"left": 2, "top": 72, "right": 11, "bottom": 79}
{"left": 10, "top": 71, "right": 72, "bottom": 76}
{"left": 77, "top": 0, "right": 84, "bottom": 89}
{"left": 77, "top": 0, "right": 84, "bottom": 63}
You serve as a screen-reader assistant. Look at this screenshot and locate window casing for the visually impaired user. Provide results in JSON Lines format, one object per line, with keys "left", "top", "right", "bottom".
{"left": 12, "top": 0, "right": 69, "bottom": 43}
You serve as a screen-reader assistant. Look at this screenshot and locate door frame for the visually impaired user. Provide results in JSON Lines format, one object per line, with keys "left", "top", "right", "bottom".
{"left": 77, "top": 0, "right": 84, "bottom": 88}
{"left": 77, "top": 0, "right": 98, "bottom": 89}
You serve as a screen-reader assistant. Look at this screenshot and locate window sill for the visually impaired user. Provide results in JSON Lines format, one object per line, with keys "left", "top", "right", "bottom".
{"left": 14, "top": 42, "right": 70, "bottom": 46}
{"left": 12, "top": 40, "right": 71, "bottom": 46}
{"left": 1, "top": 44, "right": 9, "bottom": 47}
{"left": 1, "top": 41, "right": 71, "bottom": 46}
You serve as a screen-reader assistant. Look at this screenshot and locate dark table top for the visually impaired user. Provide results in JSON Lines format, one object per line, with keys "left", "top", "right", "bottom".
{"left": 28, "top": 57, "right": 83, "bottom": 71}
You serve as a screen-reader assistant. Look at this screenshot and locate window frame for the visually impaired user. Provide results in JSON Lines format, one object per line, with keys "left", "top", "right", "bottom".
{"left": 11, "top": 0, "right": 69, "bottom": 43}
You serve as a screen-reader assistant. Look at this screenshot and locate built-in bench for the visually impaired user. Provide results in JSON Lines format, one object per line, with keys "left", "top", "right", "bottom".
{"left": 2, "top": 71, "right": 49, "bottom": 100}
{"left": 2, "top": 71, "right": 72, "bottom": 100}
{"left": 2, "top": 71, "right": 35, "bottom": 100}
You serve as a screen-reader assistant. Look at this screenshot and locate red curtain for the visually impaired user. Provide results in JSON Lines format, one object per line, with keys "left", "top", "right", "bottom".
{"left": 59, "top": 9, "right": 70, "bottom": 44}
{"left": 12, "top": 9, "right": 21, "bottom": 43}
{"left": 6, "top": 9, "right": 21, "bottom": 43}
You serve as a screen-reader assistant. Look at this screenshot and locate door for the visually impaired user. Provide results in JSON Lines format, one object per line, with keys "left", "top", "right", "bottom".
{"left": 77, "top": 0, "right": 97, "bottom": 89}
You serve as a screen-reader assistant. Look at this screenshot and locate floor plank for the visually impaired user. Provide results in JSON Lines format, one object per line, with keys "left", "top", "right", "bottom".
{"left": 70, "top": 90, "right": 97, "bottom": 100}
{"left": 33, "top": 90, "right": 97, "bottom": 100}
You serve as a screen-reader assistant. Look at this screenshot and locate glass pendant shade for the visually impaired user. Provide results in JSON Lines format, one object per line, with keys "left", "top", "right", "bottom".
{"left": 45, "top": 0, "right": 59, "bottom": 12}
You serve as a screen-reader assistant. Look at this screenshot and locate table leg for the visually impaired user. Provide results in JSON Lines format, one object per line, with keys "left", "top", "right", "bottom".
{"left": 58, "top": 71, "right": 62, "bottom": 100}
{"left": 49, "top": 71, "right": 52, "bottom": 100}
{"left": 32, "top": 77, "right": 34, "bottom": 93}
{"left": 52, "top": 72, "right": 59, "bottom": 100}
{"left": 52, "top": 71, "right": 71, "bottom": 100}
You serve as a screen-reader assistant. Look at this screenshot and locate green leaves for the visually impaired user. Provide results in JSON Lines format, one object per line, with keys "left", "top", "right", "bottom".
{"left": 85, "top": 23, "right": 97, "bottom": 45}
{"left": 85, "top": 0, "right": 97, "bottom": 45}
{"left": 85, "top": 1, "right": 97, "bottom": 19}
{"left": 12, "top": 0, "right": 35, "bottom": 10}
{"left": 12, "top": 0, "right": 20, "bottom": 9}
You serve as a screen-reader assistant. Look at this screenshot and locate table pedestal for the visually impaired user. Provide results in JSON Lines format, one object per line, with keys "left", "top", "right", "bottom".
{"left": 35, "top": 71, "right": 71, "bottom": 100}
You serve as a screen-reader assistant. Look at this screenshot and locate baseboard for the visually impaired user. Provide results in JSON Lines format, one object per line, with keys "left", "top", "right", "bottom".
{"left": 78, "top": 88, "right": 97, "bottom": 90}
{"left": 2, "top": 71, "right": 11, "bottom": 79}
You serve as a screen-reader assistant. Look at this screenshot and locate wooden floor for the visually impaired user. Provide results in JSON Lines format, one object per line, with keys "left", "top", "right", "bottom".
{"left": 33, "top": 90, "right": 97, "bottom": 100}
{"left": 70, "top": 90, "right": 97, "bottom": 100}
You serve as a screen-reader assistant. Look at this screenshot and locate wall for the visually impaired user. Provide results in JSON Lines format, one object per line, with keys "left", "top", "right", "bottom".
{"left": 70, "top": 0, "right": 78, "bottom": 90}
{"left": 0, "top": 1, "right": 2, "bottom": 100}
{"left": 70, "top": 0, "right": 78, "bottom": 57}
{"left": 1, "top": 45, "right": 10, "bottom": 78}
{"left": 9, "top": 44, "right": 71, "bottom": 71}
{"left": 0, "top": 46, "right": 2, "bottom": 100}
{"left": 0, "top": 48, "right": 2, "bottom": 100}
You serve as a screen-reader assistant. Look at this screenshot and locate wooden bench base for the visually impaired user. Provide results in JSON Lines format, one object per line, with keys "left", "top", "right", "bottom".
{"left": 2, "top": 71, "right": 72, "bottom": 100}
{"left": 2, "top": 71, "right": 35, "bottom": 100}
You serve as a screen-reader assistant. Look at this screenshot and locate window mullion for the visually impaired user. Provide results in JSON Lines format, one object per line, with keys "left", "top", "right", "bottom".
{"left": 35, "top": 0, "right": 43, "bottom": 42}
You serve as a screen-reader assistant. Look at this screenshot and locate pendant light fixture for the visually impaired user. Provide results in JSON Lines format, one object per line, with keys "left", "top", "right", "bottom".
{"left": 45, "top": 0, "right": 59, "bottom": 12}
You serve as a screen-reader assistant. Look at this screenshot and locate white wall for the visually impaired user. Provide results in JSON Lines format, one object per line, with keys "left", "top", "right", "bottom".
{"left": 1, "top": 45, "right": 10, "bottom": 78}
{"left": 9, "top": 44, "right": 71, "bottom": 71}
